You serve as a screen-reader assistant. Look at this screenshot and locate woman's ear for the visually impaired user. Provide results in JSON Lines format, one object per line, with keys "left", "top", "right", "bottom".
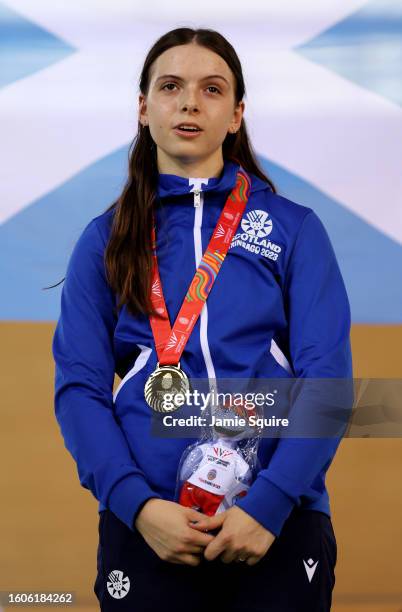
{"left": 138, "top": 94, "right": 148, "bottom": 126}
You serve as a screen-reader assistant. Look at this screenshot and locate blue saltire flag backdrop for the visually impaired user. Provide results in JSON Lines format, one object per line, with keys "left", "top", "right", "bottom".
{"left": 0, "top": 0, "right": 401, "bottom": 322}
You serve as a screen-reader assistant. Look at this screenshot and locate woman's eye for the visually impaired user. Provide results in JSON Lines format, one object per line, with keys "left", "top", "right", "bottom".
{"left": 162, "top": 83, "right": 177, "bottom": 91}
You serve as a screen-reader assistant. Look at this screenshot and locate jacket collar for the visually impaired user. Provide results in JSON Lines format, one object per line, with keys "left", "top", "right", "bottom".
{"left": 156, "top": 158, "right": 240, "bottom": 199}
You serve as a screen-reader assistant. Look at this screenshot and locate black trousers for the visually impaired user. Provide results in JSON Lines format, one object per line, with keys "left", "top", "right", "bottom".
{"left": 94, "top": 504, "right": 337, "bottom": 611}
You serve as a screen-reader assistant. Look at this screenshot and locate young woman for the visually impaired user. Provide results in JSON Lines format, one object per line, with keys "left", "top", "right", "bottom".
{"left": 52, "top": 27, "right": 352, "bottom": 611}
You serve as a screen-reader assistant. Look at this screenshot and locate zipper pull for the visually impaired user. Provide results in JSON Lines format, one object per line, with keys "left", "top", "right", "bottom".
{"left": 193, "top": 189, "right": 201, "bottom": 207}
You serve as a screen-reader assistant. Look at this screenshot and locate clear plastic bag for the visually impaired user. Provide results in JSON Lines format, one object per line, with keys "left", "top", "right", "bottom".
{"left": 174, "top": 393, "right": 263, "bottom": 516}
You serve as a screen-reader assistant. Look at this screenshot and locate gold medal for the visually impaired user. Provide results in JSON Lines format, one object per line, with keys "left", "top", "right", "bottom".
{"left": 144, "top": 362, "right": 190, "bottom": 413}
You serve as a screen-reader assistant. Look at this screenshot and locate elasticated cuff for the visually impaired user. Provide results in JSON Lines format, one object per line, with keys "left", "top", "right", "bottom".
{"left": 234, "top": 475, "right": 295, "bottom": 537}
{"left": 107, "top": 474, "right": 163, "bottom": 532}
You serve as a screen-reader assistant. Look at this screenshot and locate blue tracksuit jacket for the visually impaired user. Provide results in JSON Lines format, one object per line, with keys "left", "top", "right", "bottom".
{"left": 52, "top": 157, "right": 353, "bottom": 537}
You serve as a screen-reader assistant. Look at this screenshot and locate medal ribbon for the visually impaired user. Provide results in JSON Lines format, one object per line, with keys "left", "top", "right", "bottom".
{"left": 149, "top": 166, "right": 251, "bottom": 366}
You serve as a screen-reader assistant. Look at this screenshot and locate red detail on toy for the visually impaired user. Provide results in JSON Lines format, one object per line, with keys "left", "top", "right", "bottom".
{"left": 179, "top": 481, "right": 225, "bottom": 516}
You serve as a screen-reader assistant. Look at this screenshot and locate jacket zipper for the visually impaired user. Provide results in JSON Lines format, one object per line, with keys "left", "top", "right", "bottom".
{"left": 193, "top": 188, "right": 218, "bottom": 407}
{"left": 193, "top": 188, "right": 201, "bottom": 208}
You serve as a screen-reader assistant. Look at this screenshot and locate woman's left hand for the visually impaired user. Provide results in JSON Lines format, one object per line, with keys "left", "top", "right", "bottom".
{"left": 189, "top": 505, "right": 276, "bottom": 565}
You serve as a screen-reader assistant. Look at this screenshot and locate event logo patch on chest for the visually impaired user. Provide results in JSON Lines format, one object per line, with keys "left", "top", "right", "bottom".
{"left": 229, "top": 209, "right": 282, "bottom": 261}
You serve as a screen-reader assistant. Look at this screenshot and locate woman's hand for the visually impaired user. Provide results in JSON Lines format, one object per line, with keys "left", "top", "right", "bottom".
{"left": 134, "top": 499, "right": 215, "bottom": 566}
{"left": 189, "top": 505, "right": 276, "bottom": 566}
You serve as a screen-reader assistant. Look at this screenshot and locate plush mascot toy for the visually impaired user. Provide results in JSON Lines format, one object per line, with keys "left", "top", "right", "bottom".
{"left": 178, "top": 400, "right": 259, "bottom": 516}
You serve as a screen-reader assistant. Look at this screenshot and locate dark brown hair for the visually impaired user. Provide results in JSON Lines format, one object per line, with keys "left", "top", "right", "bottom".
{"left": 46, "top": 27, "right": 276, "bottom": 318}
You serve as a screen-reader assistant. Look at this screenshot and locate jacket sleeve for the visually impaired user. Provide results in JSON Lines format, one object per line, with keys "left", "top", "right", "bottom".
{"left": 234, "top": 210, "right": 354, "bottom": 537}
{"left": 52, "top": 218, "right": 162, "bottom": 530}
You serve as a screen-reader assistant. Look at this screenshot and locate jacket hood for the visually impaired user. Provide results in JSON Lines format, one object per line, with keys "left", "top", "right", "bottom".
{"left": 156, "top": 158, "right": 268, "bottom": 200}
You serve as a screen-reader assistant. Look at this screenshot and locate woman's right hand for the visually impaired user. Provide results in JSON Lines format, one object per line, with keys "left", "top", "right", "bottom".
{"left": 134, "top": 498, "right": 215, "bottom": 566}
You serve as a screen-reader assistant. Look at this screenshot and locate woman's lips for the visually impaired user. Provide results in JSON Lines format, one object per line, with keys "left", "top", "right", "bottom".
{"left": 173, "top": 127, "right": 203, "bottom": 138}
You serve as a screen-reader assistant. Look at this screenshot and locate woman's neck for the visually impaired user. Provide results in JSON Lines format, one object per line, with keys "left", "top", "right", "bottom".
{"left": 156, "top": 151, "right": 224, "bottom": 179}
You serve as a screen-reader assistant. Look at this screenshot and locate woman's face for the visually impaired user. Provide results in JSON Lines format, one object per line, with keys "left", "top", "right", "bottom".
{"left": 138, "top": 43, "right": 244, "bottom": 170}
